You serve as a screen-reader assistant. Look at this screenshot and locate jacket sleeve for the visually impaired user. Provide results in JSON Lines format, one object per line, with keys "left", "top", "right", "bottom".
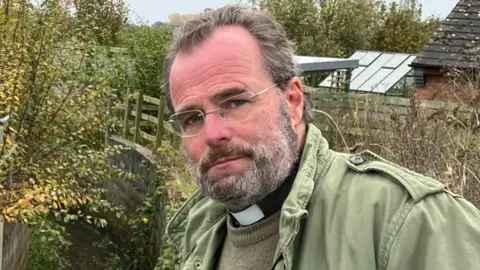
{"left": 385, "top": 191, "right": 480, "bottom": 270}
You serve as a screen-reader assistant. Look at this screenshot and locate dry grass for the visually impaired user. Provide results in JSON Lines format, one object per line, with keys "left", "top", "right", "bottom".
{"left": 312, "top": 80, "right": 480, "bottom": 207}
{"left": 154, "top": 142, "right": 197, "bottom": 212}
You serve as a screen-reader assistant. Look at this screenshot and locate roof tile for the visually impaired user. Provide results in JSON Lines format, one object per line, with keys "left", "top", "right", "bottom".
{"left": 411, "top": 0, "right": 480, "bottom": 69}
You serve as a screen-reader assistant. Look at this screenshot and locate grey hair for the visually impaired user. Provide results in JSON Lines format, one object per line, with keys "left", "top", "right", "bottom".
{"left": 161, "top": 4, "right": 313, "bottom": 123}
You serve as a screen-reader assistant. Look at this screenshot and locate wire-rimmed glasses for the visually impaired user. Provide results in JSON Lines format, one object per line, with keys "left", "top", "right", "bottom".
{"left": 167, "top": 84, "right": 277, "bottom": 138}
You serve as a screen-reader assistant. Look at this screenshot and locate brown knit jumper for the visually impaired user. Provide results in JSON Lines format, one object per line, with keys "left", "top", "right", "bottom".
{"left": 216, "top": 211, "right": 281, "bottom": 270}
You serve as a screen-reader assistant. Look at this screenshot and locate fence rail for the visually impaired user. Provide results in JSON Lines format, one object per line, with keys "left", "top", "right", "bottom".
{"left": 303, "top": 87, "right": 477, "bottom": 137}
{"left": 305, "top": 88, "right": 473, "bottom": 113}
{"left": 119, "top": 88, "right": 477, "bottom": 148}
{"left": 122, "top": 90, "right": 179, "bottom": 151}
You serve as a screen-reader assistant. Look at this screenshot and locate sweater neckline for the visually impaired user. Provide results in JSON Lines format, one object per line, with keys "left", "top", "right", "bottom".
{"left": 226, "top": 210, "right": 281, "bottom": 247}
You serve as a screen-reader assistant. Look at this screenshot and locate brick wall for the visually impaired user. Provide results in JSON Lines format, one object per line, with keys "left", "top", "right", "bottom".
{"left": 415, "top": 68, "right": 477, "bottom": 103}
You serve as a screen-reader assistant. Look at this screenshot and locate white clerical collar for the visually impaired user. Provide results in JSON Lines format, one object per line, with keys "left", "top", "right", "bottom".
{"left": 229, "top": 204, "right": 265, "bottom": 226}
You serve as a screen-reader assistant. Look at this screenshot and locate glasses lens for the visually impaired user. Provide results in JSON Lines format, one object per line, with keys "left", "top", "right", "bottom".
{"left": 217, "top": 92, "right": 256, "bottom": 124}
{"left": 169, "top": 110, "right": 204, "bottom": 136}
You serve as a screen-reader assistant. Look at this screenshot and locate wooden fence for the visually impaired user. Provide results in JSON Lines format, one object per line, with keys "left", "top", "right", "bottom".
{"left": 305, "top": 88, "right": 473, "bottom": 115}
{"left": 119, "top": 88, "right": 477, "bottom": 147}
{"left": 0, "top": 222, "right": 29, "bottom": 270}
{"left": 304, "top": 87, "right": 476, "bottom": 136}
{"left": 121, "top": 90, "right": 180, "bottom": 151}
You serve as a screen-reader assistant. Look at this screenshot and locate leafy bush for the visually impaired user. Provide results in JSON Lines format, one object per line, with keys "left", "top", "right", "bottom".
{"left": 115, "top": 24, "right": 173, "bottom": 98}
{"left": 0, "top": 0, "right": 128, "bottom": 267}
{"left": 28, "top": 220, "right": 71, "bottom": 270}
{"left": 154, "top": 143, "right": 196, "bottom": 270}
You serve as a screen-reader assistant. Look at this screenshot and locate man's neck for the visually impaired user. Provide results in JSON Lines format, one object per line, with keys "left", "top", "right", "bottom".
{"left": 229, "top": 160, "right": 300, "bottom": 227}
{"left": 229, "top": 124, "right": 308, "bottom": 226}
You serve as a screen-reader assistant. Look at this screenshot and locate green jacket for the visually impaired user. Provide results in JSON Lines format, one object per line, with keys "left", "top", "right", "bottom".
{"left": 166, "top": 124, "right": 480, "bottom": 270}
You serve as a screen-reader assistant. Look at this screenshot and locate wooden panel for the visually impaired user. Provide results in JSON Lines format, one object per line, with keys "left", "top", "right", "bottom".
{"left": 119, "top": 104, "right": 159, "bottom": 111}
{"left": 308, "top": 91, "right": 473, "bottom": 122}
{"left": 131, "top": 111, "right": 158, "bottom": 125}
{"left": 143, "top": 95, "right": 161, "bottom": 106}
{"left": 2, "top": 222, "right": 29, "bottom": 270}
{"left": 128, "top": 127, "right": 156, "bottom": 143}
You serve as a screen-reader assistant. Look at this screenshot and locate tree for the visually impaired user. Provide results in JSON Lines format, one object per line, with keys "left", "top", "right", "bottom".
{"left": 73, "top": 0, "right": 128, "bottom": 46}
{"left": 370, "top": 0, "right": 441, "bottom": 53}
{"left": 252, "top": 0, "right": 440, "bottom": 57}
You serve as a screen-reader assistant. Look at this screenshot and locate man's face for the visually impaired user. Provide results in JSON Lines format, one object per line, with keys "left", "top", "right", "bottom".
{"left": 169, "top": 26, "right": 304, "bottom": 210}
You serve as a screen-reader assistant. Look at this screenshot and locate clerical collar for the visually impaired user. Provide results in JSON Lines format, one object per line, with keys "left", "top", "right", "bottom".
{"left": 229, "top": 161, "right": 299, "bottom": 227}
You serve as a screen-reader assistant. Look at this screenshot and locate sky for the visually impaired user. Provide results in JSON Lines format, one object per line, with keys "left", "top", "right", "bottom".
{"left": 124, "top": 0, "right": 458, "bottom": 25}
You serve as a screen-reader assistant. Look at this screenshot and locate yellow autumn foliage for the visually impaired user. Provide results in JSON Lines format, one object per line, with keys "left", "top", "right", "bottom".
{"left": 0, "top": 0, "right": 125, "bottom": 226}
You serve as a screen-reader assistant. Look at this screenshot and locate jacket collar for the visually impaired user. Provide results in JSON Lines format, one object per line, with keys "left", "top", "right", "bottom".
{"left": 165, "top": 124, "right": 334, "bottom": 264}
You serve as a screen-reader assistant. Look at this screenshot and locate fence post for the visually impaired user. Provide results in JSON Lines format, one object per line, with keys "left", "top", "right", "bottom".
{"left": 133, "top": 91, "right": 143, "bottom": 144}
{"left": 123, "top": 89, "right": 132, "bottom": 139}
{"left": 344, "top": 69, "right": 352, "bottom": 92}
{"left": 311, "top": 73, "right": 318, "bottom": 88}
{"left": 154, "top": 96, "right": 166, "bottom": 151}
{"left": 105, "top": 96, "right": 112, "bottom": 146}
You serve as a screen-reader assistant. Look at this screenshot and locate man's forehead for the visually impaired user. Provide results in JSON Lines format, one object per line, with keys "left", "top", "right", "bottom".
{"left": 169, "top": 26, "right": 263, "bottom": 82}
{"left": 169, "top": 26, "right": 265, "bottom": 111}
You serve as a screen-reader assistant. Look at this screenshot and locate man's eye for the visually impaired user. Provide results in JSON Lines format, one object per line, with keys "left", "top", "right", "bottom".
{"left": 184, "top": 114, "right": 203, "bottom": 125}
{"left": 224, "top": 99, "right": 248, "bottom": 109}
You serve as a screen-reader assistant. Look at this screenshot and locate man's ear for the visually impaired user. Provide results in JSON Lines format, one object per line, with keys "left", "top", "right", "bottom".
{"left": 283, "top": 77, "right": 304, "bottom": 126}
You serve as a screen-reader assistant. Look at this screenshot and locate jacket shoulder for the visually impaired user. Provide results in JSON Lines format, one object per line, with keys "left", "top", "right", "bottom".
{"left": 165, "top": 190, "right": 226, "bottom": 257}
{"left": 333, "top": 149, "right": 449, "bottom": 203}
{"left": 331, "top": 150, "right": 480, "bottom": 270}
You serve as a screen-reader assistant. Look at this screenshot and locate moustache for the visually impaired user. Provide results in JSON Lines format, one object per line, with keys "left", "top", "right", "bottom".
{"left": 199, "top": 145, "right": 254, "bottom": 174}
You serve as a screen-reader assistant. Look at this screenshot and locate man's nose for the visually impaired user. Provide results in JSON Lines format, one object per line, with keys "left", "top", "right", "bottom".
{"left": 203, "top": 112, "right": 232, "bottom": 146}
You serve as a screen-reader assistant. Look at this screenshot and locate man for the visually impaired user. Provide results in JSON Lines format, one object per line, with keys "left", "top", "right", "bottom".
{"left": 163, "top": 4, "right": 480, "bottom": 270}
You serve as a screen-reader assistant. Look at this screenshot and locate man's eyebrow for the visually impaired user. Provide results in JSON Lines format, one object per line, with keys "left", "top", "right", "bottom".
{"left": 176, "top": 103, "right": 201, "bottom": 113}
{"left": 209, "top": 87, "right": 247, "bottom": 103}
{"left": 175, "top": 87, "right": 247, "bottom": 113}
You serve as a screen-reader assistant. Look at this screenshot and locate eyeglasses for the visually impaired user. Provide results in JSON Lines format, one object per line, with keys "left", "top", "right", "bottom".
{"left": 167, "top": 84, "right": 277, "bottom": 138}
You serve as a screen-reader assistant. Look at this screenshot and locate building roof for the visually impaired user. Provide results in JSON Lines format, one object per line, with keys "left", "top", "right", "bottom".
{"left": 293, "top": 55, "right": 359, "bottom": 73}
{"left": 410, "top": 0, "right": 480, "bottom": 69}
{"left": 319, "top": 50, "right": 416, "bottom": 94}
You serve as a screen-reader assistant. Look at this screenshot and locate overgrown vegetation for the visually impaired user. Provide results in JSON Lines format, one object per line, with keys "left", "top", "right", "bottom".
{"left": 0, "top": 0, "right": 126, "bottom": 238}
{"left": 0, "top": 0, "right": 162, "bottom": 269}
{"left": 116, "top": 25, "right": 172, "bottom": 98}
{"left": 309, "top": 69, "right": 480, "bottom": 206}
{"left": 28, "top": 221, "right": 72, "bottom": 270}
{"left": 151, "top": 144, "right": 196, "bottom": 270}
{"left": 0, "top": 0, "right": 477, "bottom": 269}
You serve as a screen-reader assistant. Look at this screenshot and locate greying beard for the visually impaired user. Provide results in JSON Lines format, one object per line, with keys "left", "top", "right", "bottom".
{"left": 187, "top": 99, "right": 299, "bottom": 211}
